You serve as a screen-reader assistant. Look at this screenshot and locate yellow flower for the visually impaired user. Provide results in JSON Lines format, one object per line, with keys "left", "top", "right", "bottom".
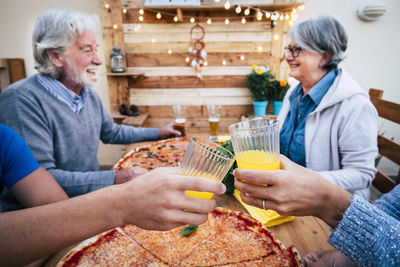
{"left": 256, "top": 69, "right": 264, "bottom": 75}
{"left": 280, "top": 80, "right": 287, "bottom": 87}
{"left": 251, "top": 65, "right": 258, "bottom": 70}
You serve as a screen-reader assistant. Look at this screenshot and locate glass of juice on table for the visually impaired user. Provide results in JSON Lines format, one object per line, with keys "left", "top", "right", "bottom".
{"left": 172, "top": 105, "right": 187, "bottom": 136}
{"left": 229, "top": 118, "right": 280, "bottom": 171}
{"left": 180, "top": 137, "right": 234, "bottom": 200}
{"left": 206, "top": 105, "right": 221, "bottom": 142}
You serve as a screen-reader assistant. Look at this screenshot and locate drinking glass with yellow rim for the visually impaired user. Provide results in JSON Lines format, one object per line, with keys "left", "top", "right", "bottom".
{"left": 180, "top": 137, "right": 234, "bottom": 200}
{"left": 229, "top": 118, "right": 280, "bottom": 172}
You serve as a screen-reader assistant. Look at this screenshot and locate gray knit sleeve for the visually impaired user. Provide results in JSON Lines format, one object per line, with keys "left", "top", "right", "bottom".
{"left": 328, "top": 191, "right": 400, "bottom": 266}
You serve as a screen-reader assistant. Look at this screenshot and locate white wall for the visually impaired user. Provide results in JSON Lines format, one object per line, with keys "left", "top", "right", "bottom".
{"left": 0, "top": 0, "right": 399, "bottom": 173}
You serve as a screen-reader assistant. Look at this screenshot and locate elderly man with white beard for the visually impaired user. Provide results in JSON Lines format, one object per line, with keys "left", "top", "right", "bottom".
{"left": 0, "top": 10, "right": 181, "bottom": 204}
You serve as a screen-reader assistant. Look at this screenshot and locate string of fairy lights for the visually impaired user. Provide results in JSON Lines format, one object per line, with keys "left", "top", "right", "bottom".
{"left": 104, "top": 2, "right": 304, "bottom": 68}
{"left": 105, "top": 2, "right": 304, "bottom": 28}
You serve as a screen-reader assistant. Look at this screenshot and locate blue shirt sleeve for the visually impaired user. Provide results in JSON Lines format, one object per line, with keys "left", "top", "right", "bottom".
{"left": 0, "top": 124, "right": 40, "bottom": 189}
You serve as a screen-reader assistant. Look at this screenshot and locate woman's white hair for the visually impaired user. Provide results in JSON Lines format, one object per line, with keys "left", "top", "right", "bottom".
{"left": 32, "top": 9, "right": 100, "bottom": 78}
{"left": 289, "top": 15, "right": 348, "bottom": 70}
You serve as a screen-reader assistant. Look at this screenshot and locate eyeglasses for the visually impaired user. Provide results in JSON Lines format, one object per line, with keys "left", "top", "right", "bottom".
{"left": 284, "top": 45, "right": 303, "bottom": 58}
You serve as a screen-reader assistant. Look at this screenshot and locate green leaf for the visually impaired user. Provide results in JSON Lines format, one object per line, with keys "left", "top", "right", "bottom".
{"left": 181, "top": 225, "right": 199, "bottom": 236}
{"left": 220, "top": 140, "right": 237, "bottom": 194}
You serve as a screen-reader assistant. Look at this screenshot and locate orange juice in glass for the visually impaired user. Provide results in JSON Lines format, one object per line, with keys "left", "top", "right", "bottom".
{"left": 229, "top": 118, "right": 280, "bottom": 173}
{"left": 180, "top": 137, "right": 234, "bottom": 200}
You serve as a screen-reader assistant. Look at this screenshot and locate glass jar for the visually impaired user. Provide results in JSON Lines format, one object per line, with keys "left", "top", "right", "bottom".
{"left": 110, "top": 46, "right": 125, "bottom": 73}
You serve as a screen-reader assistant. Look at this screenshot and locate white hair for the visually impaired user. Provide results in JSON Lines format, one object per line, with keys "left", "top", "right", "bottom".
{"left": 32, "top": 9, "right": 100, "bottom": 78}
{"left": 289, "top": 15, "right": 348, "bottom": 70}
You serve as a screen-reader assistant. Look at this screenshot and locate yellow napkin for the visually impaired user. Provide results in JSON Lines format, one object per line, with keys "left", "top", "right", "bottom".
{"left": 233, "top": 189, "right": 295, "bottom": 227}
{"left": 217, "top": 135, "right": 231, "bottom": 143}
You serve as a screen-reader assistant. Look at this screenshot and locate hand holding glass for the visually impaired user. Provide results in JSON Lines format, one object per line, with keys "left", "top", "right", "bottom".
{"left": 180, "top": 137, "right": 234, "bottom": 200}
{"left": 229, "top": 118, "right": 280, "bottom": 171}
{"left": 172, "top": 105, "right": 187, "bottom": 136}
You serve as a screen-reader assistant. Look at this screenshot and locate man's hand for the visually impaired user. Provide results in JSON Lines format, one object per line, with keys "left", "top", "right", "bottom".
{"left": 303, "top": 250, "right": 355, "bottom": 267}
{"left": 112, "top": 167, "right": 226, "bottom": 231}
{"left": 233, "top": 155, "right": 352, "bottom": 228}
{"left": 114, "top": 167, "right": 148, "bottom": 184}
{"left": 158, "top": 122, "right": 181, "bottom": 139}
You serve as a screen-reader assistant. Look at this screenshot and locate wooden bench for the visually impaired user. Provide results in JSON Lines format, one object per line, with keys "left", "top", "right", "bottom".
{"left": 369, "top": 88, "right": 400, "bottom": 193}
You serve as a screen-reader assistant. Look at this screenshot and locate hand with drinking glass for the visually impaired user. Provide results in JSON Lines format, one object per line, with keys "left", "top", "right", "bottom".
{"left": 172, "top": 105, "right": 187, "bottom": 136}
{"left": 206, "top": 105, "right": 221, "bottom": 142}
{"left": 229, "top": 118, "right": 294, "bottom": 226}
{"left": 180, "top": 137, "right": 234, "bottom": 200}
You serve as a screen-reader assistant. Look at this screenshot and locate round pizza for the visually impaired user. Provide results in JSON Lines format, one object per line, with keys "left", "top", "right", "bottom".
{"left": 114, "top": 137, "right": 190, "bottom": 171}
{"left": 57, "top": 207, "right": 300, "bottom": 266}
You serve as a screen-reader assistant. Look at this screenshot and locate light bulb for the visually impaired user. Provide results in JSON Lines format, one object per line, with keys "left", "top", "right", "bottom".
{"left": 139, "top": 9, "right": 144, "bottom": 15}
{"left": 122, "top": 8, "right": 127, "bottom": 14}
{"left": 265, "top": 12, "right": 271, "bottom": 19}
{"left": 168, "top": 49, "right": 172, "bottom": 54}
{"left": 257, "top": 46, "right": 263, "bottom": 52}
{"left": 214, "top": 0, "right": 220, "bottom": 2}
{"left": 104, "top": 3, "right": 110, "bottom": 9}
{"left": 225, "top": 18, "right": 230, "bottom": 24}
{"left": 173, "top": 16, "right": 179, "bottom": 22}
{"left": 139, "top": 16, "right": 144, "bottom": 22}
{"left": 299, "top": 5, "right": 305, "bottom": 10}
{"left": 222, "top": 59, "right": 227, "bottom": 65}
{"left": 257, "top": 11, "right": 263, "bottom": 21}
{"left": 151, "top": 38, "right": 156, "bottom": 43}
{"left": 285, "top": 14, "right": 290, "bottom": 20}
{"left": 240, "top": 55, "right": 245, "bottom": 61}
{"left": 289, "top": 20, "right": 294, "bottom": 26}
{"left": 236, "top": 5, "right": 241, "bottom": 13}
{"left": 190, "top": 17, "right": 195, "bottom": 23}
{"left": 207, "top": 18, "right": 212, "bottom": 24}
{"left": 280, "top": 14, "right": 284, "bottom": 20}
{"left": 241, "top": 17, "right": 246, "bottom": 24}
{"left": 244, "top": 8, "right": 250, "bottom": 16}
{"left": 224, "top": 1, "right": 231, "bottom": 10}
{"left": 156, "top": 12, "right": 161, "bottom": 19}
{"left": 204, "top": 61, "right": 208, "bottom": 66}
{"left": 113, "top": 24, "right": 118, "bottom": 29}
{"left": 185, "top": 56, "right": 190, "bottom": 63}
{"left": 274, "top": 34, "right": 279, "bottom": 40}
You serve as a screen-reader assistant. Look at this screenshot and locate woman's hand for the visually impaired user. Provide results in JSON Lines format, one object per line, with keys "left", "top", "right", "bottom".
{"left": 234, "top": 155, "right": 352, "bottom": 228}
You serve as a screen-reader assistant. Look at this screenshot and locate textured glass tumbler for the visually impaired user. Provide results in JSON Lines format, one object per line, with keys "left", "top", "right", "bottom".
{"left": 229, "top": 118, "right": 280, "bottom": 171}
{"left": 180, "top": 137, "right": 234, "bottom": 200}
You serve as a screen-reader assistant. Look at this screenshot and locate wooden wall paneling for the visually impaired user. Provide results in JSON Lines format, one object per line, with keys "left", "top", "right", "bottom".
{"left": 128, "top": 75, "right": 246, "bottom": 88}
{"left": 126, "top": 41, "right": 271, "bottom": 53}
{"left": 125, "top": 66, "right": 252, "bottom": 76}
{"left": 138, "top": 105, "right": 252, "bottom": 118}
{"left": 130, "top": 88, "right": 252, "bottom": 106}
{"left": 100, "top": 0, "right": 128, "bottom": 112}
{"left": 126, "top": 52, "right": 270, "bottom": 67}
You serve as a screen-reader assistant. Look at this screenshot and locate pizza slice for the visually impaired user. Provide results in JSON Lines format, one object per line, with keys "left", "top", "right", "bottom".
{"left": 58, "top": 229, "right": 166, "bottom": 267}
{"left": 121, "top": 222, "right": 210, "bottom": 265}
{"left": 176, "top": 208, "right": 283, "bottom": 266}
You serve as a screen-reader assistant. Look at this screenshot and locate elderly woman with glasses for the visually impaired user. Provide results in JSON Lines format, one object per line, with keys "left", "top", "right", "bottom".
{"left": 278, "top": 16, "right": 378, "bottom": 200}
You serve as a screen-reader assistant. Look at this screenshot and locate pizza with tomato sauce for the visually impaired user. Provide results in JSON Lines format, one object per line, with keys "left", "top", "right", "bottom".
{"left": 58, "top": 208, "right": 300, "bottom": 266}
{"left": 114, "top": 137, "right": 190, "bottom": 171}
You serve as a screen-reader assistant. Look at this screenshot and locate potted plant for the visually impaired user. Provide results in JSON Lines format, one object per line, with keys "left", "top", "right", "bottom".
{"left": 246, "top": 65, "right": 275, "bottom": 116}
{"left": 272, "top": 80, "right": 290, "bottom": 115}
